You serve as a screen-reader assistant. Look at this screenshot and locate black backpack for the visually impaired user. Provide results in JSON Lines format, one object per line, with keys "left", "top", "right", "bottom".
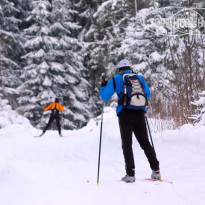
{"left": 52, "top": 103, "right": 59, "bottom": 116}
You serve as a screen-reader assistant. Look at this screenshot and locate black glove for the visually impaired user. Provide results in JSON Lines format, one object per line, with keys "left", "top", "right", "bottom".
{"left": 101, "top": 73, "right": 107, "bottom": 87}
{"left": 101, "top": 80, "right": 108, "bottom": 86}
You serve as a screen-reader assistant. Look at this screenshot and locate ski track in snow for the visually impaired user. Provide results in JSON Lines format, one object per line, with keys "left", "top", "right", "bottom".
{"left": 0, "top": 107, "right": 205, "bottom": 205}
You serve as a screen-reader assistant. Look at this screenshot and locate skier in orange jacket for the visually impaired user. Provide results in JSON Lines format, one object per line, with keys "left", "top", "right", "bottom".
{"left": 40, "top": 98, "right": 65, "bottom": 137}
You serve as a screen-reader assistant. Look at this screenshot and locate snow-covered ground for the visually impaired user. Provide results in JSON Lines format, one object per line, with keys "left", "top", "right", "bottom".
{"left": 0, "top": 107, "right": 205, "bottom": 205}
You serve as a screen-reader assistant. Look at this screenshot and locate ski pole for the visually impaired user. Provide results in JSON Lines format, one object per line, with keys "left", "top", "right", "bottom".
{"left": 97, "top": 102, "right": 105, "bottom": 186}
{"left": 60, "top": 97, "right": 64, "bottom": 131}
{"left": 145, "top": 116, "right": 155, "bottom": 152}
{"left": 61, "top": 113, "right": 64, "bottom": 131}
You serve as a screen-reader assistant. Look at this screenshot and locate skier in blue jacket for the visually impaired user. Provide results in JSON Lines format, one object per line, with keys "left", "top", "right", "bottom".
{"left": 100, "top": 59, "right": 161, "bottom": 183}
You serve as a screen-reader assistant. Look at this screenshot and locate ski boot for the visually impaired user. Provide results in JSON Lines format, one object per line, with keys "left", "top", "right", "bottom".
{"left": 151, "top": 170, "right": 162, "bottom": 180}
{"left": 121, "top": 175, "right": 136, "bottom": 183}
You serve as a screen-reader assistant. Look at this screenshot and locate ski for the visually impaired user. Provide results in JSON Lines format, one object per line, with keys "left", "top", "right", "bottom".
{"left": 145, "top": 178, "right": 173, "bottom": 184}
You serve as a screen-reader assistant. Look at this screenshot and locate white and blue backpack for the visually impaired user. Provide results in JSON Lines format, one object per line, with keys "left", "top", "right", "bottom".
{"left": 117, "top": 73, "right": 148, "bottom": 109}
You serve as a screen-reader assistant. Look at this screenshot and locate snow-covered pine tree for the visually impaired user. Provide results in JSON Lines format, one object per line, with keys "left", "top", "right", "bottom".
{"left": 49, "top": 0, "right": 91, "bottom": 129}
{"left": 159, "top": 0, "right": 182, "bottom": 7}
{"left": 18, "top": 0, "right": 59, "bottom": 128}
{"left": 117, "top": 2, "right": 205, "bottom": 127}
{"left": 118, "top": 4, "right": 171, "bottom": 119}
{"left": 84, "top": 0, "right": 132, "bottom": 114}
{"left": 74, "top": 0, "right": 103, "bottom": 116}
{"left": 85, "top": 0, "right": 132, "bottom": 74}
{"left": 0, "top": 0, "right": 23, "bottom": 108}
{"left": 18, "top": 0, "right": 91, "bottom": 129}
{"left": 18, "top": 0, "right": 33, "bottom": 30}
{"left": 190, "top": 91, "right": 205, "bottom": 125}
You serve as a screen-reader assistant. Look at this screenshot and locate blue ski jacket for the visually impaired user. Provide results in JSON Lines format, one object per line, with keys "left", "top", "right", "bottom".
{"left": 100, "top": 70, "right": 151, "bottom": 115}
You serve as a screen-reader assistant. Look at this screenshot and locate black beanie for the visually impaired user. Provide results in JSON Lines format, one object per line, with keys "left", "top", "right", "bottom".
{"left": 55, "top": 98, "right": 59, "bottom": 102}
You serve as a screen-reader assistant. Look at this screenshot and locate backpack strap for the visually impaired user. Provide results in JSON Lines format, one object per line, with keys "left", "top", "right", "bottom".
{"left": 112, "top": 77, "right": 116, "bottom": 91}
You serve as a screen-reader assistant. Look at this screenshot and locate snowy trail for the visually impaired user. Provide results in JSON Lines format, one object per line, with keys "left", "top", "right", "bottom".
{"left": 0, "top": 107, "right": 205, "bottom": 205}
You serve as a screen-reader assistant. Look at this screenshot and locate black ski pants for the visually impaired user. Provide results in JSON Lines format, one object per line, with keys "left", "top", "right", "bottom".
{"left": 43, "top": 114, "right": 61, "bottom": 134}
{"left": 118, "top": 109, "right": 159, "bottom": 176}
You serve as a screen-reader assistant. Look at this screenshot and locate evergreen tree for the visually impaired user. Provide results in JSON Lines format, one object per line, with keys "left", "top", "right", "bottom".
{"left": 85, "top": 0, "right": 132, "bottom": 74}
{"left": 117, "top": 3, "right": 205, "bottom": 127}
{"left": 18, "top": 0, "right": 58, "bottom": 127}
{"left": 118, "top": 5, "right": 170, "bottom": 118}
{"left": 84, "top": 0, "right": 132, "bottom": 114}
{"left": 18, "top": 0, "right": 91, "bottom": 129}
{"left": 74, "top": 0, "right": 103, "bottom": 116}
{"left": 0, "top": 0, "right": 23, "bottom": 108}
{"left": 49, "top": 0, "right": 91, "bottom": 129}
{"left": 18, "top": 0, "right": 33, "bottom": 30}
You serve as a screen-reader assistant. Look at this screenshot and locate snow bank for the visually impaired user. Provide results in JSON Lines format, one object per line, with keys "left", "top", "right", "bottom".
{"left": 155, "top": 123, "right": 205, "bottom": 150}
{"left": 87, "top": 107, "right": 205, "bottom": 155}
{"left": 0, "top": 99, "right": 31, "bottom": 129}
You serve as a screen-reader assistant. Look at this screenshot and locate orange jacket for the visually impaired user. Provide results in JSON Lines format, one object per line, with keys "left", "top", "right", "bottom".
{"left": 44, "top": 102, "right": 65, "bottom": 112}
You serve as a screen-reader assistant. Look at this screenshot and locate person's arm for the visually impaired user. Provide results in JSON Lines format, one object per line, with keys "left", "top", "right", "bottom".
{"left": 100, "top": 78, "right": 115, "bottom": 101}
{"left": 44, "top": 103, "right": 52, "bottom": 111}
{"left": 59, "top": 104, "right": 65, "bottom": 112}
